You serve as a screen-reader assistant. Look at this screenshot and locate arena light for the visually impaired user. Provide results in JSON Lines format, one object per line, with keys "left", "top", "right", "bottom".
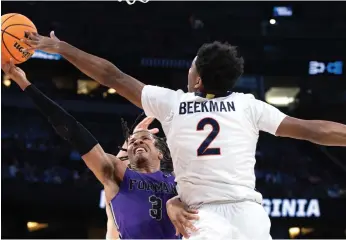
{"left": 269, "top": 19, "right": 276, "bottom": 25}
{"left": 3, "top": 79, "right": 11, "bottom": 87}
{"left": 301, "top": 228, "right": 314, "bottom": 235}
{"left": 108, "top": 88, "right": 116, "bottom": 94}
{"left": 77, "top": 79, "right": 100, "bottom": 95}
{"left": 288, "top": 227, "right": 300, "bottom": 238}
{"left": 273, "top": 6, "right": 293, "bottom": 17}
{"left": 267, "top": 96, "right": 294, "bottom": 106}
{"left": 265, "top": 87, "right": 300, "bottom": 107}
{"left": 27, "top": 222, "right": 48, "bottom": 232}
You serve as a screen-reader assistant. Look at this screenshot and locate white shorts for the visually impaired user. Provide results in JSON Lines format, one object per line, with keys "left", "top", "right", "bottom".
{"left": 185, "top": 201, "right": 272, "bottom": 240}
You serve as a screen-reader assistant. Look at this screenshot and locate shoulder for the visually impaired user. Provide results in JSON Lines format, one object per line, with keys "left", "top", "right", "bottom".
{"left": 143, "top": 85, "right": 185, "bottom": 97}
{"left": 234, "top": 92, "right": 263, "bottom": 109}
{"left": 163, "top": 172, "right": 176, "bottom": 183}
{"left": 163, "top": 171, "right": 175, "bottom": 178}
{"left": 155, "top": 171, "right": 175, "bottom": 180}
{"left": 231, "top": 92, "right": 256, "bottom": 101}
{"left": 226, "top": 92, "right": 257, "bottom": 110}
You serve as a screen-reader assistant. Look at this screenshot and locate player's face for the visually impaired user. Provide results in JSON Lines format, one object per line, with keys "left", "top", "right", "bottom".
{"left": 187, "top": 57, "right": 202, "bottom": 92}
{"left": 127, "top": 131, "right": 162, "bottom": 165}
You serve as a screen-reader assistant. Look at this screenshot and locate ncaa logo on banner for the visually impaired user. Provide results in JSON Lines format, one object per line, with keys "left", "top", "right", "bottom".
{"left": 309, "top": 61, "right": 343, "bottom": 75}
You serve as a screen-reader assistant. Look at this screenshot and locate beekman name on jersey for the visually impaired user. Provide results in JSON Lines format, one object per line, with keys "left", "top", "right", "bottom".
{"left": 179, "top": 100, "right": 236, "bottom": 115}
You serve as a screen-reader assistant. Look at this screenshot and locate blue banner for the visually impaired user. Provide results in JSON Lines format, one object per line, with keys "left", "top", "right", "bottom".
{"left": 31, "top": 50, "right": 62, "bottom": 60}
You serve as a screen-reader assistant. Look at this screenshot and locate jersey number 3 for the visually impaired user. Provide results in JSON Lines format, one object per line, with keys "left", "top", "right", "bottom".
{"left": 149, "top": 195, "right": 162, "bottom": 221}
{"left": 197, "top": 117, "right": 221, "bottom": 156}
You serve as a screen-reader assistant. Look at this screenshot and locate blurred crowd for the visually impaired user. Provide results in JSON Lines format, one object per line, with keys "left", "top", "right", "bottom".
{"left": 1, "top": 108, "right": 125, "bottom": 187}
{"left": 2, "top": 138, "right": 95, "bottom": 186}
{"left": 255, "top": 136, "right": 346, "bottom": 198}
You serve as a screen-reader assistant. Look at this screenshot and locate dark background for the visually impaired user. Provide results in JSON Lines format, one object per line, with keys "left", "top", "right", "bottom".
{"left": 1, "top": 1, "right": 346, "bottom": 239}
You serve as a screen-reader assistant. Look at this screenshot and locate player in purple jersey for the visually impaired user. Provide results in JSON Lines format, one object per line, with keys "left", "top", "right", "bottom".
{"left": 2, "top": 60, "right": 198, "bottom": 239}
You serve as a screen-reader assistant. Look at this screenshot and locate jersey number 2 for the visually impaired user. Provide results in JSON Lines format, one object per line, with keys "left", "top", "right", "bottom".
{"left": 197, "top": 118, "right": 221, "bottom": 156}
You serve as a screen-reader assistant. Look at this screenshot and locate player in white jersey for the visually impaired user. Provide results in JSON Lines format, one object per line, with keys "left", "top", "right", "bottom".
{"left": 24, "top": 34, "right": 346, "bottom": 239}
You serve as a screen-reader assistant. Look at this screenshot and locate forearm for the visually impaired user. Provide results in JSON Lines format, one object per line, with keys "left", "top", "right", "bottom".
{"left": 312, "top": 121, "right": 346, "bottom": 146}
{"left": 15, "top": 78, "right": 31, "bottom": 91}
{"left": 23, "top": 84, "right": 120, "bottom": 184}
{"left": 24, "top": 84, "right": 98, "bottom": 155}
{"left": 57, "top": 41, "right": 123, "bottom": 88}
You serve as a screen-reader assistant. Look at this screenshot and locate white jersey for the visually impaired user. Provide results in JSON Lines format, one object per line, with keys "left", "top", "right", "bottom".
{"left": 141, "top": 85, "right": 287, "bottom": 208}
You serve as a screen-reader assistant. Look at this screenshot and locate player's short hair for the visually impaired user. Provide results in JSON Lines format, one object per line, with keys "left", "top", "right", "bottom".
{"left": 120, "top": 114, "right": 173, "bottom": 173}
{"left": 153, "top": 135, "right": 173, "bottom": 173}
{"left": 195, "top": 41, "right": 244, "bottom": 93}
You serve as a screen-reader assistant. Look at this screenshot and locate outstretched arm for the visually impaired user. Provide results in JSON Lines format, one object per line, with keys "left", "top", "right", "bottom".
{"left": 23, "top": 31, "right": 144, "bottom": 108}
{"left": 276, "top": 117, "right": 346, "bottom": 146}
{"left": 1, "top": 60, "right": 127, "bottom": 185}
{"left": 249, "top": 97, "right": 346, "bottom": 147}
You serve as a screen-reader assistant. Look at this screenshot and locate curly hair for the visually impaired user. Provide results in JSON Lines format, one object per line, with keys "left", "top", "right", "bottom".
{"left": 120, "top": 113, "right": 173, "bottom": 173}
{"left": 195, "top": 41, "right": 244, "bottom": 93}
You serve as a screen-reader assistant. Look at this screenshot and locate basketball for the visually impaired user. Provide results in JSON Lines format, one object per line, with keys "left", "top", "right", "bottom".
{"left": 1, "top": 13, "right": 37, "bottom": 64}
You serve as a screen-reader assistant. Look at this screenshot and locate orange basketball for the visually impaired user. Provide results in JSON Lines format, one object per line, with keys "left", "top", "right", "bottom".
{"left": 1, "top": 13, "right": 37, "bottom": 64}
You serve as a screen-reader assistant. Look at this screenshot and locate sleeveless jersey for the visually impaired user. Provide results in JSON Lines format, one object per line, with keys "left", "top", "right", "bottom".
{"left": 109, "top": 168, "right": 179, "bottom": 239}
{"left": 141, "top": 85, "right": 287, "bottom": 208}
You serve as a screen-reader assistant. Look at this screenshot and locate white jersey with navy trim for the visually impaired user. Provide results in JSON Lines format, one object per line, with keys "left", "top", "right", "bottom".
{"left": 141, "top": 85, "right": 286, "bottom": 208}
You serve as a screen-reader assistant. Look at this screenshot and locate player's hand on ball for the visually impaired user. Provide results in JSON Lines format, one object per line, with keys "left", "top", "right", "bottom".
{"left": 21, "top": 30, "right": 61, "bottom": 54}
{"left": 1, "top": 58, "right": 30, "bottom": 89}
{"left": 133, "top": 116, "right": 159, "bottom": 135}
{"left": 166, "top": 197, "right": 199, "bottom": 239}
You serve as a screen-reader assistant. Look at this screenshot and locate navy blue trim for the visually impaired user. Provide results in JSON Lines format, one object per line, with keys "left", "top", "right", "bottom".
{"left": 195, "top": 91, "right": 232, "bottom": 99}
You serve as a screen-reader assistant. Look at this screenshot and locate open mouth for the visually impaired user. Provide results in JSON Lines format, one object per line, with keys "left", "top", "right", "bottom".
{"left": 133, "top": 146, "right": 147, "bottom": 154}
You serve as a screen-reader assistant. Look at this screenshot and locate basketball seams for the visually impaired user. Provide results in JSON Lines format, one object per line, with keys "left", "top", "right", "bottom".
{"left": 1, "top": 13, "right": 18, "bottom": 27}
{"left": 3, "top": 24, "right": 37, "bottom": 33}
{"left": 2, "top": 24, "right": 36, "bottom": 48}
{"left": 1, "top": 31, "right": 22, "bottom": 63}
{"left": 1, "top": 30, "right": 33, "bottom": 48}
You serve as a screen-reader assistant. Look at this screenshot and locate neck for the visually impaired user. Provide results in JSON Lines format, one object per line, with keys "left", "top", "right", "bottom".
{"left": 130, "top": 164, "right": 160, "bottom": 173}
{"left": 195, "top": 90, "right": 231, "bottom": 99}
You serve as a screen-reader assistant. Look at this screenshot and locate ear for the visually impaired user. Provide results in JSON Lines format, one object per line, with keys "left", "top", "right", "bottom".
{"left": 194, "top": 76, "right": 203, "bottom": 90}
{"left": 158, "top": 151, "right": 164, "bottom": 161}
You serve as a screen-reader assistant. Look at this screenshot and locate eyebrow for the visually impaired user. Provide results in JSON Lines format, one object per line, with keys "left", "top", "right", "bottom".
{"left": 129, "top": 133, "right": 153, "bottom": 142}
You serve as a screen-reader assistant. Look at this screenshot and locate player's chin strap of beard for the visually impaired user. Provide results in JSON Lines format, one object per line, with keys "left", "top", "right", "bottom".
{"left": 195, "top": 90, "right": 232, "bottom": 99}
{"left": 24, "top": 85, "right": 98, "bottom": 156}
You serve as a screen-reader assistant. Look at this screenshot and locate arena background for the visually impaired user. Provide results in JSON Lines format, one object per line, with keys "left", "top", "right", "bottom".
{"left": 1, "top": 1, "right": 346, "bottom": 239}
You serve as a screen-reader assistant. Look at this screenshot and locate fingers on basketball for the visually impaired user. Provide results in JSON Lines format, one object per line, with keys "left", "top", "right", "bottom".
{"left": 21, "top": 31, "right": 40, "bottom": 51}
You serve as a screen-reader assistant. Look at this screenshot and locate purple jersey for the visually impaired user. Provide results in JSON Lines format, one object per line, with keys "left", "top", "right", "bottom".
{"left": 109, "top": 168, "right": 179, "bottom": 239}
